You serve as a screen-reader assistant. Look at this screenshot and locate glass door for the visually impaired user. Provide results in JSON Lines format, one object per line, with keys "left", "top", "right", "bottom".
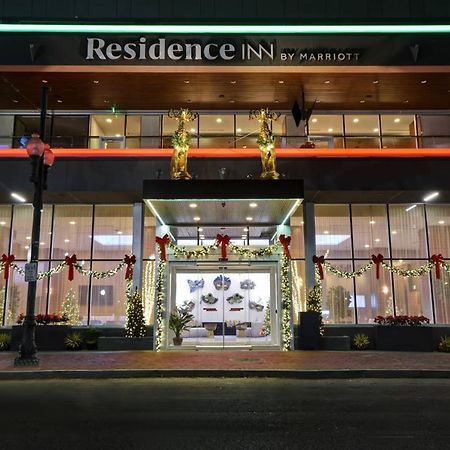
{"left": 167, "top": 261, "right": 280, "bottom": 350}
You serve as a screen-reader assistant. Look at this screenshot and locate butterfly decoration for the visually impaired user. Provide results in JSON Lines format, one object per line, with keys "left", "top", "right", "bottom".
{"left": 213, "top": 275, "right": 231, "bottom": 291}
{"left": 240, "top": 279, "right": 256, "bottom": 290}
{"left": 187, "top": 278, "right": 204, "bottom": 293}
{"left": 249, "top": 301, "right": 264, "bottom": 312}
{"left": 201, "top": 293, "right": 219, "bottom": 304}
{"left": 226, "top": 293, "right": 244, "bottom": 304}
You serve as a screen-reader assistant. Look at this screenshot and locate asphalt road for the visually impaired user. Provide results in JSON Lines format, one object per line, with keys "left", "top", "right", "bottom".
{"left": 2, "top": 378, "right": 450, "bottom": 450}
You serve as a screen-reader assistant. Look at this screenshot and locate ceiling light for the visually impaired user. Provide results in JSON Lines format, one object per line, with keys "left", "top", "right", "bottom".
{"left": 353, "top": 118, "right": 359, "bottom": 123}
{"left": 391, "top": 230, "right": 397, "bottom": 235}
{"left": 370, "top": 220, "right": 376, "bottom": 224}
{"left": 230, "top": 80, "right": 237, "bottom": 84}
{"left": 242, "top": 145, "right": 247, "bottom": 149}
{"left": 26, "top": 236, "right": 31, "bottom": 240}
{"left": 278, "top": 80, "right": 284, "bottom": 84}
{"left": 198, "top": 227, "right": 203, "bottom": 232}
{"left": 359, "top": 100, "right": 366, "bottom": 103}
{"left": 420, "top": 80, "right": 427, "bottom": 84}
{"left": 423, "top": 192, "right": 439, "bottom": 201}
{"left": 246, "top": 217, "right": 253, "bottom": 221}
{"left": 69, "top": 221, "right": 76, "bottom": 225}
{"left": 106, "top": 118, "right": 112, "bottom": 123}
{"left": 42, "top": 79, "right": 48, "bottom": 84}
{"left": 0, "top": 221, "right": 5, "bottom": 225}
{"left": 64, "top": 239, "right": 70, "bottom": 243}
{"left": 216, "top": 118, "right": 222, "bottom": 123}
{"left": 373, "top": 80, "right": 379, "bottom": 84}
{"left": 403, "top": 100, "right": 409, "bottom": 103}
{"left": 327, "top": 128, "right": 333, "bottom": 132}
{"left": 103, "top": 99, "right": 109, "bottom": 103}
{"left": 115, "top": 134, "right": 122, "bottom": 137}
{"left": 184, "top": 80, "right": 190, "bottom": 84}
{"left": 373, "top": 128, "right": 379, "bottom": 132}
{"left": 24, "top": 245, "right": 29, "bottom": 249}
{"left": 323, "top": 230, "right": 329, "bottom": 234}
{"left": 11, "top": 192, "right": 26, "bottom": 202}
{"left": 439, "top": 220, "right": 445, "bottom": 224}
{"left": 117, "top": 231, "right": 123, "bottom": 235}
{"left": 40, "top": 242, "right": 45, "bottom": 245}
{"left": 316, "top": 100, "right": 321, "bottom": 103}
{"left": 364, "top": 244, "right": 370, "bottom": 248}
{"left": 189, "top": 203, "right": 197, "bottom": 208}
{"left": 249, "top": 202, "right": 258, "bottom": 208}
{"left": 405, "top": 204, "right": 417, "bottom": 212}
{"left": 311, "top": 118, "right": 318, "bottom": 123}
{"left": 394, "top": 118, "right": 401, "bottom": 123}
{"left": 12, "top": 99, "right": 18, "bottom": 103}
{"left": 93, "top": 80, "right": 99, "bottom": 84}
{"left": 243, "top": 227, "right": 249, "bottom": 232}
{"left": 190, "top": 128, "right": 196, "bottom": 133}
{"left": 57, "top": 99, "right": 63, "bottom": 103}
{"left": 324, "top": 80, "right": 330, "bottom": 84}
{"left": 375, "top": 238, "right": 380, "bottom": 242}
{"left": 274, "top": 99, "right": 280, "bottom": 103}
{"left": 236, "top": 128, "right": 242, "bottom": 133}
{"left": 193, "top": 216, "right": 201, "bottom": 221}
{"left": 229, "top": 100, "right": 235, "bottom": 103}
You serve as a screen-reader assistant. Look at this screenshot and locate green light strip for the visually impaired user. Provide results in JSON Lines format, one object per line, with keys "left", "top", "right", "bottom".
{"left": 2, "top": 24, "right": 450, "bottom": 34}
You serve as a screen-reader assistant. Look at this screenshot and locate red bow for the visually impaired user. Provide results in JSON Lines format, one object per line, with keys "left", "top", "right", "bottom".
{"left": 216, "top": 234, "right": 231, "bottom": 260}
{"left": 156, "top": 234, "right": 170, "bottom": 261}
{"left": 431, "top": 254, "right": 445, "bottom": 279}
{"left": 312, "top": 255, "right": 325, "bottom": 280}
{"left": 279, "top": 235, "right": 291, "bottom": 259}
{"left": 64, "top": 254, "right": 77, "bottom": 281}
{"left": 1, "top": 254, "right": 15, "bottom": 280}
{"left": 371, "top": 254, "right": 384, "bottom": 279}
{"left": 124, "top": 254, "right": 136, "bottom": 280}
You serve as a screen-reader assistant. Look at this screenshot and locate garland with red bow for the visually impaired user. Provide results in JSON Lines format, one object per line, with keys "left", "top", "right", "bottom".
{"left": 431, "top": 254, "right": 445, "bottom": 279}
{"left": 216, "top": 234, "right": 231, "bottom": 260}
{"left": 279, "top": 235, "right": 291, "bottom": 259}
{"left": 156, "top": 234, "right": 171, "bottom": 261}
{"left": 65, "top": 254, "right": 78, "bottom": 281}
{"left": 313, "top": 255, "right": 325, "bottom": 280}
{"left": 371, "top": 254, "right": 384, "bottom": 280}
{"left": 1, "top": 254, "right": 15, "bottom": 280}
{"left": 124, "top": 254, "right": 136, "bottom": 280}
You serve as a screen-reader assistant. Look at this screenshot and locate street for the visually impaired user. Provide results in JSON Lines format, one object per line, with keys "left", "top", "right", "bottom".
{"left": 1, "top": 378, "right": 450, "bottom": 449}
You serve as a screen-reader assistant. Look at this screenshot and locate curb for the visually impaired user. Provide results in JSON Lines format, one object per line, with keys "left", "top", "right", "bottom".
{"left": 0, "top": 368, "right": 450, "bottom": 380}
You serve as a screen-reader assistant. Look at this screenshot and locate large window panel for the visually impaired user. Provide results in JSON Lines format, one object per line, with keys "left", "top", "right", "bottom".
{"left": 433, "top": 270, "right": 450, "bottom": 324}
{"left": 52, "top": 205, "right": 93, "bottom": 260}
{"left": 392, "top": 260, "right": 433, "bottom": 320}
{"left": 321, "top": 261, "right": 355, "bottom": 324}
{"left": 93, "top": 205, "right": 133, "bottom": 259}
{"left": 89, "top": 261, "right": 128, "bottom": 326}
{"left": 308, "top": 115, "right": 343, "bottom": 136}
{"left": 315, "top": 205, "right": 352, "bottom": 259}
{"left": 426, "top": 204, "right": 450, "bottom": 256}
{"left": 351, "top": 205, "right": 390, "bottom": 258}
{"left": 389, "top": 204, "right": 428, "bottom": 258}
{"left": 51, "top": 115, "right": 89, "bottom": 148}
{"left": 354, "top": 267, "right": 394, "bottom": 323}
{"left": 290, "top": 213, "right": 304, "bottom": 258}
{"left": 0, "top": 205, "right": 12, "bottom": 254}
{"left": 291, "top": 260, "right": 306, "bottom": 324}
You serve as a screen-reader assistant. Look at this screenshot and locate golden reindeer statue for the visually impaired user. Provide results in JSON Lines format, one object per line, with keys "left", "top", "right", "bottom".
{"left": 249, "top": 108, "right": 281, "bottom": 180}
{"left": 168, "top": 108, "right": 198, "bottom": 180}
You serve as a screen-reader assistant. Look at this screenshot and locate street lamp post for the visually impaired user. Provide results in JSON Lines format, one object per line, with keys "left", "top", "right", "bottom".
{"left": 14, "top": 87, "right": 55, "bottom": 365}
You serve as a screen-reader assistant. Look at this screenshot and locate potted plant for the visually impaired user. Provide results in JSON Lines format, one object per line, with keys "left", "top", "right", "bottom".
{"left": 64, "top": 332, "right": 83, "bottom": 351}
{"left": 438, "top": 335, "right": 450, "bottom": 352}
{"left": 0, "top": 333, "right": 10, "bottom": 351}
{"left": 85, "top": 327, "right": 101, "bottom": 350}
{"left": 169, "top": 308, "right": 194, "bottom": 346}
{"left": 353, "top": 333, "right": 370, "bottom": 350}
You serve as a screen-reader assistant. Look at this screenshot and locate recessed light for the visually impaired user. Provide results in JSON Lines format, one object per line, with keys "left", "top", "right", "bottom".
{"left": 375, "top": 238, "right": 380, "bottom": 243}
{"left": 405, "top": 204, "right": 417, "bottom": 212}
{"left": 216, "top": 118, "right": 222, "bottom": 123}
{"left": 278, "top": 80, "right": 284, "bottom": 84}
{"left": 423, "top": 192, "right": 439, "bottom": 202}
{"left": 369, "top": 220, "right": 376, "bottom": 224}
{"left": 64, "top": 239, "right": 70, "bottom": 243}
{"left": 359, "top": 100, "right": 366, "bottom": 103}
{"left": 93, "top": 80, "right": 99, "bottom": 84}
{"left": 189, "top": 203, "right": 197, "bottom": 208}
{"left": 373, "top": 128, "right": 379, "bottom": 133}
{"left": 327, "top": 128, "right": 333, "bottom": 132}
{"left": 190, "top": 128, "right": 196, "bottom": 133}
{"left": 0, "top": 221, "right": 5, "bottom": 225}
{"left": 353, "top": 118, "right": 359, "bottom": 123}
{"left": 243, "top": 227, "right": 249, "bottom": 232}
{"left": 11, "top": 192, "right": 26, "bottom": 202}
{"left": 420, "top": 80, "right": 427, "bottom": 84}
{"left": 324, "top": 80, "right": 330, "bottom": 84}
{"left": 311, "top": 118, "right": 318, "bottom": 123}
{"left": 364, "top": 244, "right": 370, "bottom": 248}
{"left": 186, "top": 99, "right": 191, "bottom": 103}
{"left": 403, "top": 100, "right": 409, "bottom": 103}
{"left": 104, "top": 99, "right": 109, "bottom": 103}
{"left": 48, "top": 231, "right": 52, "bottom": 235}
{"left": 24, "top": 245, "right": 29, "bottom": 249}
{"left": 40, "top": 242, "right": 45, "bottom": 246}
{"left": 323, "top": 230, "right": 329, "bottom": 234}
{"left": 57, "top": 99, "right": 63, "bottom": 103}
{"left": 115, "top": 134, "right": 122, "bottom": 137}
{"left": 106, "top": 118, "right": 113, "bottom": 123}
{"left": 236, "top": 128, "right": 242, "bottom": 133}
{"left": 12, "top": 99, "right": 18, "bottom": 103}
{"left": 117, "top": 231, "right": 123, "bottom": 235}
{"left": 193, "top": 216, "right": 201, "bottom": 221}
{"left": 249, "top": 202, "right": 258, "bottom": 208}
{"left": 373, "top": 80, "right": 379, "bottom": 84}
{"left": 243, "top": 145, "right": 247, "bottom": 149}
{"left": 439, "top": 220, "right": 445, "bottom": 224}
{"left": 26, "top": 236, "right": 31, "bottom": 240}
{"left": 246, "top": 217, "right": 253, "bottom": 221}
{"left": 394, "top": 118, "right": 401, "bottom": 123}
{"left": 230, "top": 80, "right": 237, "bottom": 84}
{"left": 316, "top": 100, "right": 321, "bottom": 103}
{"left": 274, "top": 99, "right": 280, "bottom": 103}
{"left": 42, "top": 79, "right": 48, "bottom": 84}
{"left": 198, "top": 227, "right": 203, "bottom": 232}
{"left": 391, "top": 230, "right": 397, "bottom": 235}
{"left": 229, "top": 100, "right": 235, "bottom": 103}
{"left": 184, "top": 80, "right": 190, "bottom": 84}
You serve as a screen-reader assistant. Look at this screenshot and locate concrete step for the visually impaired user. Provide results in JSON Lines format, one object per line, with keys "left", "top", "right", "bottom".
{"left": 321, "top": 336, "right": 351, "bottom": 351}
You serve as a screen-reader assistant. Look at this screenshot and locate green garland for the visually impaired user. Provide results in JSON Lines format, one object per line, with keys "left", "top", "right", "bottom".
{"left": 229, "top": 242, "right": 280, "bottom": 258}
{"left": 323, "top": 261, "right": 373, "bottom": 278}
{"left": 155, "top": 251, "right": 166, "bottom": 351}
{"left": 306, "top": 268, "right": 324, "bottom": 335}
{"left": 381, "top": 260, "right": 434, "bottom": 277}
{"left": 280, "top": 254, "right": 292, "bottom": 351}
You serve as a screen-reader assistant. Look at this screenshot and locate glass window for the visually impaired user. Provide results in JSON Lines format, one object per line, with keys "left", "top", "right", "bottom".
{"left": 89, "top": 115, "right": 125, "bottom": 149}
{"left": 389, "top": 204, "right": 428, "bottom": 258}
{"left": 433, "top": 270, "right": 450, "bottom": 324}
{"left": 272, "top": 115, "right": 286, "bottom": 136}
{"left": 426, "top": 205, "right": 450, "bottom": 256}
{"left": 140, "top": 115, "right": 162, "bottom": 148}
{"left": 417, "top": 114, "right": 450, "bottom": 136}
{"left": 321, "top": 261, "right": 354, "bottom": 324}
{"left": 163, "top": 114, "right": 198, "bottom": 136}
{"left": 52, "top": 205, "right": 93, "bottom": 260}
{"left": 315, "top": 205, "right": 352, "bottom": 259}
{"left": 93, "top": 205, "right": 133, "bottom": 259}
{"left": 51, "top": 116, "right": 89, "bottom": 148}
{"left": 199, "top": 115, "right": 233, "bottom": 136}
{"left": 290, "top": 260, "right": 306, "bottom": 324}
{"left": 13, "top": 116, "right": 51, "bottom": 148}
{"left": 0, "top": 206, "right": 11, "bottom": 255}
{"left": 344, "top": 115, "right": 379, "bottom": 135}
{"left": 236, "top": 114, "right": 258, "bottom": 136}
{"left": 392, "top": 260, "right": 433, "bottom": 319}
{"left": 345, "top": 137, "right": 381, "bottom": 149}
{"left": 354, "top": 267, "right": 394, "bottom": 323}
{"left": 308, "top": 115, "right": 343, "bottom": 136}
{"left": 0, "top": 115, "right": 14, "bottom": 148}
{"left": 351, "top": 205, "right": 390, "bottom": 258}
{"left": 381, "top": 115, "right": 416, "bottom": 136}
{"left": 290, "top": 213, "right": 304, "bottom": 258}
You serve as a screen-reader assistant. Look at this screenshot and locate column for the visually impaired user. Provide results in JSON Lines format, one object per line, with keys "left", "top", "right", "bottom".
{"left": 303, "top": 202, "right": 316, "bottom": 292}
{"left": 132, "top": 202, "right": 144, "bottom": 291}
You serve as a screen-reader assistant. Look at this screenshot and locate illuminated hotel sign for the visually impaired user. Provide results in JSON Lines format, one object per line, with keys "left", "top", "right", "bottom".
{"left": 85, "top": 37, "right": 360, "bottom": 64}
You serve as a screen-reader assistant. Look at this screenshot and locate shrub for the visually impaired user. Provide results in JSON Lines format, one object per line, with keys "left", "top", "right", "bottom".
{"left": 438, "top": 335, "right": 450, "bottom": 353}
{"left": 64, "top": 332, "right": 83, "bottom": 350}
{"left": 0, "top": 333, "right": 10, "bottom": 351}
{"left": 374, "top": 315, "right": 430, "bottom": 327}
{"left": 353, "top": 333, "right": 370, "bottom": 350}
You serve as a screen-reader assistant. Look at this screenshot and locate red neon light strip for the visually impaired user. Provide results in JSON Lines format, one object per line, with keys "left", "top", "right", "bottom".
{"left": 1, "top": 148, "right": 450, "bottom": 158}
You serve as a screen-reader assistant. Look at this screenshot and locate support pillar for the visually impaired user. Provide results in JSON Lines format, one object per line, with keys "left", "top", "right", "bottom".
{"left": 303, "top": 202, "right": 316, "bottom": 293}
{"left": 131, "top": 202, "right": 144, "bottom": 292}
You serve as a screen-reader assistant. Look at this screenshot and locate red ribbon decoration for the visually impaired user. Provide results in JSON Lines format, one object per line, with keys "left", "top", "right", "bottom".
{"left": 371, "top": 254, "right": 384, "bottom": 280}
{"left": 431, "top": 254, "right": 445, "bottom": 279}
{"left": 124, "top": 254, "right": 136, "bottom": 280}
{"left": 279, "top": 234, "right": 291, "bottom": 259}
{"left": 216, "top": 234, "right": 231, "bottom": 260}
{"left": 312, "top": 255, "right": 325, "bottom": 280}
{"left": 64, "top": 254, "right": 77, "bottom": 281}
{"left": 1, "top": 254, "right": 15, "bottom": 280}
{"left": 156, "top": 234, "right": 170, "bottom": 261}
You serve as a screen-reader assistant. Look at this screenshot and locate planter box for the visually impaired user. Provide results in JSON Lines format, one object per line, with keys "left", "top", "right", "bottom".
{"left": 97, "top": 337, "right": 153, "bottom": 351}
{"left": 376, "top": 326, "right": 433, "bottom": 352}
{"left": 11, "top": 325, "right": 70, "bottom": 351}
{"left": 298, "top": 312, "right": 321, "bottom": 350}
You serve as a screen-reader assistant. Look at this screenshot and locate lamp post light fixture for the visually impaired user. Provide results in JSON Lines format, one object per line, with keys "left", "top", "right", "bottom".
{"left": 14, "top": 132, "right": 55, "bottom": 365}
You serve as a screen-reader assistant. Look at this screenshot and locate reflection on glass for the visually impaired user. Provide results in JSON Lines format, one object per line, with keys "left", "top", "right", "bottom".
{"left": 433, "top": 269, "right": 450, "bottom": 323}
{"left": 426, "top": 205, "right": 450, "bottom": 256}
{"left": 291, "top": 260, "right": 306, "bottom": 324}
{"left": 344, "top": 115, "right": 379, "bottom": 135}
{"left": 308, "top": 115, "right": 343, "bottom": 135}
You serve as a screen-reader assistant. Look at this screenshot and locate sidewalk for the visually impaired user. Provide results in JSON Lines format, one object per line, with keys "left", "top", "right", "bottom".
{"left": 1, "top": 350, "right": 450, "bottom": 379}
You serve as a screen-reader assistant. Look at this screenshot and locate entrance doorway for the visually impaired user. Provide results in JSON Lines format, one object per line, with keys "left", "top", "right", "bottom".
{"left": 165, "top": 261, "right": 280, "bottom": 350}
